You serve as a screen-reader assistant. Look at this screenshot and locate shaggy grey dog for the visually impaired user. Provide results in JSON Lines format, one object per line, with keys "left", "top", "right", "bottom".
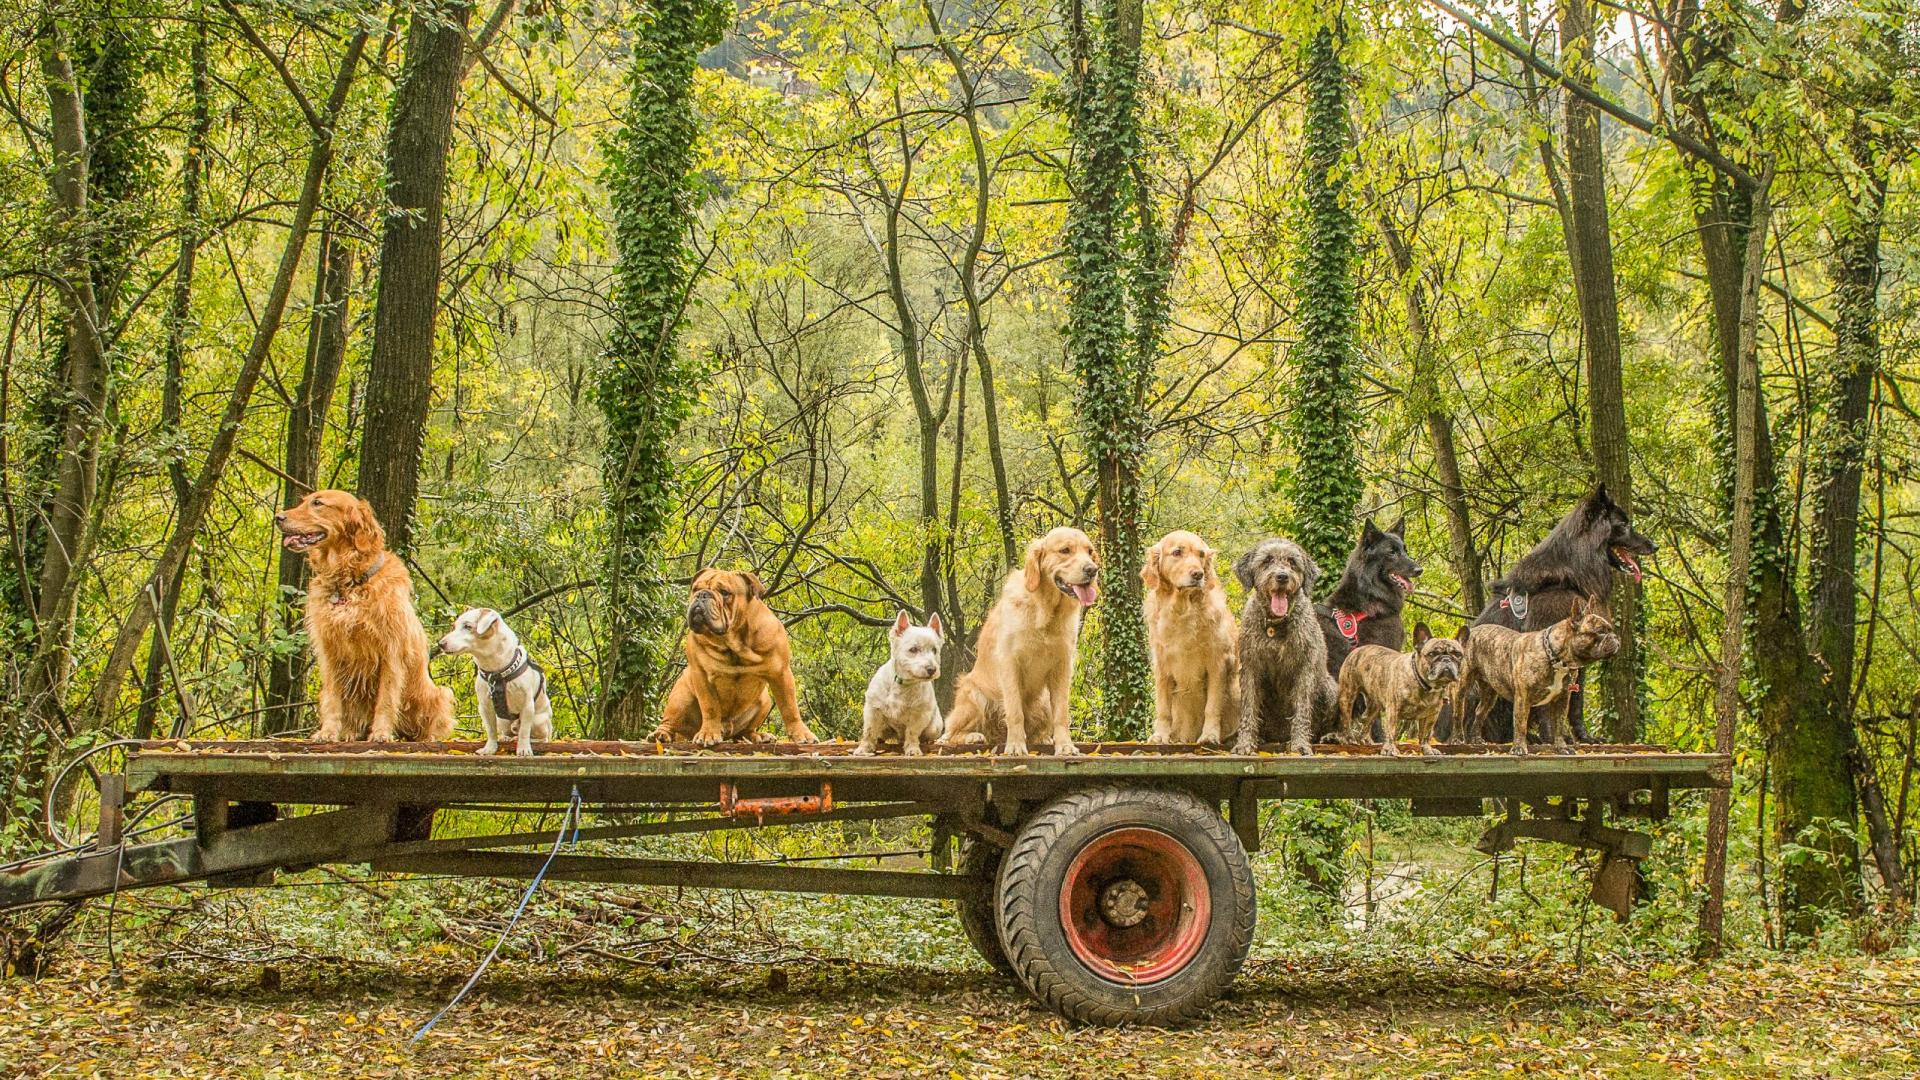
{"left": 1232, "top": 538, "right": 1338, "bottom": 755}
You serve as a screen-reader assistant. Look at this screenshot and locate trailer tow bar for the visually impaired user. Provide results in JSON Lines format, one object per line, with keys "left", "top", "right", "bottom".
{"left": 719, "top": 783, "right": 833, "bottom": 823}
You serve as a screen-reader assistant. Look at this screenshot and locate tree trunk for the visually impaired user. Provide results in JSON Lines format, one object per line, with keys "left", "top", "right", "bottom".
{"left": 133, "top": 13, "right": 210, "bottom": 741}
{"left": 1809, "top": 131, "right": 1897, "bottom": 903}
{"left": 1065, "top": 0, "right": 1158, "bottom": 737}
{"left": 1286, "top": 25, "right": 1362, "bottom": 576}
{"left": 1557, "top": 0, "right": 1641, "bottom": 742}
{"left": 358, "top": 0, "right": 473, "bottom": 555}
{"left": 598, "top": 0, "right": 728, "bottom": 736}
{"left": 1699, "top": 164, "right": 1772, "bottom": 958}
{"left": 265, "top": 223, "right": 356, "bottom": 735}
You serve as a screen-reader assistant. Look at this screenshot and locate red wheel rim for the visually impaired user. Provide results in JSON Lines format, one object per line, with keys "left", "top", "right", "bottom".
{"left": 1058, "top": 826, "right": 1211, "bottom": 985}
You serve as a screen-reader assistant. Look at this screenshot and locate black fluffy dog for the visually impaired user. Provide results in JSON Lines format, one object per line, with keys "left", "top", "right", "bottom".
{"left": 1316, "top": 517, "right": 1422, "bottom": 678}
{"left": 1457, "top": 485, "right": 1655, "bottom": 743}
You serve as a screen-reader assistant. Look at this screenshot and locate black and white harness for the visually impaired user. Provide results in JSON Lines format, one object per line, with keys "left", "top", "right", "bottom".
{"left": 482, "top": 648, "right": 546, "bottom": 722}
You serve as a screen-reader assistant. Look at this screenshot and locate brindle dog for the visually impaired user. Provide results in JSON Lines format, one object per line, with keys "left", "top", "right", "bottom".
{"left": 1458, "top": 485, "right": 1654, "bottom": 743}
{"left": 1336, "top": 623, "right": 1468, "bottom": 756}
{"left": 1317, "top": 517, "right": 1422, "bottom": 678}
{"left": 1459, "top": 597, "right": 1621, "bottom": 755}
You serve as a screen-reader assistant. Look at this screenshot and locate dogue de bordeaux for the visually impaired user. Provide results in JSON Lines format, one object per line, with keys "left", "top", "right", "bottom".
{"left": 650, "top": 568, "right": 816, "bottom": 746}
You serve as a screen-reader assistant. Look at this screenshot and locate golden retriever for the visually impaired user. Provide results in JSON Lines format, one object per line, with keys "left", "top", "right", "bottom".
{"left": 1141, "top": 530, "right": 1239, "bottom": 744}
{"left": 944, "top": 527, "right": 1100, "bottom": 755}
{"left": 275, "top": 490, "right": 453, "bottom": 742}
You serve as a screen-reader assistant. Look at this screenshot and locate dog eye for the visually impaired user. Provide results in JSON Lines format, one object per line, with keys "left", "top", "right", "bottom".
{"left": 1170, "top": 547, "right": 1183, "bottom": 556}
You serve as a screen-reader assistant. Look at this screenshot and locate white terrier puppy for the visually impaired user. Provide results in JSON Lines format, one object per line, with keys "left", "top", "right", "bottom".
{"left": 853, "top": 611, "right": 944, "bottom": 756}
{"left": 437, "top": 608, "right": 554, "bottom": 756}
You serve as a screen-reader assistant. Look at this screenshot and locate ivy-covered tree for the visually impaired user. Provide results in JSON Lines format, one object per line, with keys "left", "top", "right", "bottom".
{"left": 1064, "top": 0, "right": 1166, "bottom": 739}
{"left": 598, "top": 0, "right": 730, "bottom": 736}
{"left": 1285, "top": 23, "right": 1362, "bottom": 573}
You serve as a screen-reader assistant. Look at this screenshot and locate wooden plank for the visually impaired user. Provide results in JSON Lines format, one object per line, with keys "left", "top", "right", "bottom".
{"left": 370, "top": 851, "right": 973, "bottom": 900}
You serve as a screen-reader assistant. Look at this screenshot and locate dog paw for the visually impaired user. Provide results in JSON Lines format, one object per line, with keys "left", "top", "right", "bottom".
{"left": 786, "top": 727, "right": 819, "bottom": 745}
{"left": 849, "top": 743, "right": 876, "bottom": 757}
{"left": 1231, "top": 737, "right": 1260, "bottom": 756}
{"left": 1001, "top": 742, "right": 1030, "bottom": 756}
{"left": 515, "top": 744, "right": 535, "bottom": 758}
{"left": 1052, "top": 740, "right": 1080, "bottom": 757}
{"left": 477, "top": 743, "right": 498, "bottom": 756}
{"left": 693, "top": 729, "right": 726, "bottom": 748}
{"left": 1198, "top": 728, "right": 1223, "bottom": 746}
{"left": 367, "top": 729, "right": 396, "bottom": 744}
{"left": 902, "top": 743, "right": 923, "bottom": 757}
{"left": 951, "top": 732, "right": 987, "bottom": 746}
{"left": 1509, "top": 743, "right": 1531, "bottom": 757}
{"left": 1146, "top": 732, "right": 1172, "bottom": 745}
{"left": 1379, "top": 743, "right": 1400, "bottom": 757}
{"left": 1422, "top": 744, "right": 1442, "bottom": 757}
{"left": 1552, "top": 744, "right": 1576, "bottom": 756}
{"left": 1288, "top": 740, "right": 1314, "bottom": 757}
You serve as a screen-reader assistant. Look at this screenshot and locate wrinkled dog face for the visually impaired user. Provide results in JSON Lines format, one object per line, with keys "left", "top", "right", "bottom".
{"left": 687, "top": 568, "right": 764, "bottom": 637}
{"left": 438, "top": 608, "right": 502, "bottom": 655}
{"left": 1411, "top": 623, "right": 1467, "bottom": 686}
{"left": 888, "top": 611, "right": 944, "bottom": 682}
{"left": 1024, "top": 527, "right": 1101, "bottom": 607}
{"left": 1564, "top": 605, "right": 1622, "bottom": 664}
{"left": 1234, "top": 539, "right": 1319, "bottom": 619}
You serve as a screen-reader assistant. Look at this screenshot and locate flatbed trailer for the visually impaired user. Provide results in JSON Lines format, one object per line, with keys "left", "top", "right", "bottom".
{"left": 2, "top": 739, "right": 1727, "bottom": 1025}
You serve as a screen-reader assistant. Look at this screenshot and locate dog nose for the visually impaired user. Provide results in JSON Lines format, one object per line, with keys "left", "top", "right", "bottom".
{"left": 1410, "top": 563, "right": 1424, "bottom": 576}
{"left": 273, "top": 512, "right": 286, "bottom": 526}
{"left": 1187, "top": 571, "right": 1204, "bottom": 585}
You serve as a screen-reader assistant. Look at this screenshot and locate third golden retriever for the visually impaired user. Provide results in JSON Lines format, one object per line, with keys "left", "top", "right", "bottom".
{"left": 944, "top": 527, "right": 1100, "bottom": 755}
{"left": 1141, "top": 530, "right": 1238, "bottom": 744}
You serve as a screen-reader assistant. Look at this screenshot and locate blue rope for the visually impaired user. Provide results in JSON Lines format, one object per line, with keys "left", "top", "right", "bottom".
{"left": 409, "top": 785, "right": 582, "bottom": 1046}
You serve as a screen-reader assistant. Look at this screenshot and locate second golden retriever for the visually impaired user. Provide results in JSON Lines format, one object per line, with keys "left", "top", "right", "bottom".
{"left": 1141, "top": 530, "right": 1238, "bottom": 744}
{"left": 945, "top": 527, "right": 1100, "bottom": 755}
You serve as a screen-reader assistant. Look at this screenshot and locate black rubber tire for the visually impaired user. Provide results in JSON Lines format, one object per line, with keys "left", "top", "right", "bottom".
{"left": 995, "top": 786, "right": 1255, "bottom": 1027}
{"left": 955, "top": 835, "right": 1014, "bottom": 976}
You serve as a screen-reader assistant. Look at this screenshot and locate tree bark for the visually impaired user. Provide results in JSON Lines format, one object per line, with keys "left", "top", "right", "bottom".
{"left": 265, "top": 222, "right": 356, "bottom": 735}
{"left": 1557, "top": 0, "right": 1641, "bottom": 742}
{"left": 358, "top": 0, "right": 474, "bottom": 554}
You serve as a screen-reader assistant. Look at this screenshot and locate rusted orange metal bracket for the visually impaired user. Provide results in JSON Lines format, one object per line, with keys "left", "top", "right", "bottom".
{"left": 719, "top": 782, "right": 833, "bottom": 823}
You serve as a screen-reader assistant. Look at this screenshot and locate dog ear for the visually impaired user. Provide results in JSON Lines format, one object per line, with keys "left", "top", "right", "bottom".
{"left": 893, "top": 610, "right": 911, "bottom": 637}
{"left": 927, "top": 611, "right": 943, "bottom": 639}
{"left": 1414, "top": 622, "right": 1431, "bottom": 647}
{"left": 1456, "top": 624, "right": 1472, "bottom": 644}
{"left": 1302, "top": 552, "right": 1321, "bottom": 593}
{"left": 1388, "top": 517, "right": 1405, "bottom": 537}
{"left": 1022, "top": 537, "right": 1045, "bottom": 593}
{"left": 737, "top": 571, "right": 766, "bottom": 601}
{"left": 347, "top": 496, "right": 386, "bottom": 558}
{"left": 1361, "top": 518, "right": 1381, "bottom": 543}
{"left": 1140, "top": 542, "right": 1163, "bottom": 591}
{"left": 477, "top": 609, "right": 502, "bottom": 636}
{"left": 1232, "top": 549, "right": 1260, "bottom": 591}
{"left": 1203, "top": 548, "right": 1220, "bottom": 589}
{"left": 1586, "top": 484, "right": 1614, "bottom": 518}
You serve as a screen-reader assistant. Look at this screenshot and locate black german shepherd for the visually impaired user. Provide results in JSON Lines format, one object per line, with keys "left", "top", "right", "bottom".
{"left": 1317, "top": 517, "right": 1422, "bottom": 678}
{"left": 1458, "top": 485, "right": 1655, "bottom": 743}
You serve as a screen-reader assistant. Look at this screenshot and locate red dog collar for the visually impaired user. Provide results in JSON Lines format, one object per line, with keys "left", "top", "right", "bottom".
{"left": 1332, "top": 608, "right": 1368, "bottom": 644}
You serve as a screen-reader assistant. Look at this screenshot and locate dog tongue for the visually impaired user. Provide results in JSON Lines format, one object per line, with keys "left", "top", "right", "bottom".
{"left": 1269, "top": 591, "right": 1290, "bottom": 618}
{"left": 1620, "top": 550, "right": 1643, "bottom": 583}
{"left": 1072, "top": 582, "right": 1099, "bottom": 607}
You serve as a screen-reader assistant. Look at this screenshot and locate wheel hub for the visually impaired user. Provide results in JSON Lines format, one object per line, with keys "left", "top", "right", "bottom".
{"left": 1099, "top": 878, "right": 1150, "bottom": 927}
{"left": 1058, "top": 826, "right": 1211, "bottom": 986}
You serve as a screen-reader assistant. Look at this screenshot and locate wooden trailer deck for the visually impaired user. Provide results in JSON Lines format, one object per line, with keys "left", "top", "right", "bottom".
{"left": 4, "top": 739, "right": 1728, "bottom": 1024}
{"left": 118, "top": 738, "right": 1727, "bottom": 805}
